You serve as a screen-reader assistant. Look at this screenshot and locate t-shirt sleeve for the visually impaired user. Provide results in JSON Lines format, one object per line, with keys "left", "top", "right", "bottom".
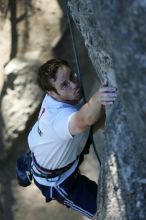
{"left": 52, "top": 108, "right": 77, "bottom": 140}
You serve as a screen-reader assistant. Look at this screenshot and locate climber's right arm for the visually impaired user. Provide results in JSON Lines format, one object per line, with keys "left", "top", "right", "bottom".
{"left": 69, "top": 84, "right": 117, "bottom": 135}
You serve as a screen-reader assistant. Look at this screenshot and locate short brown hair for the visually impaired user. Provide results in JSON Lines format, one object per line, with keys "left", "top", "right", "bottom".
{"left": 38, "top": 59, "right": 70, "bottom": 92}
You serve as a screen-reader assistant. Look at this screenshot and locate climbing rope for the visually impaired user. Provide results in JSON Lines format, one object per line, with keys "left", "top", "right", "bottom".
{"left": 64, "top": 0, "right": 101, "bottom": 165}
{"left": 64, "top": 0, "right": 85, "bottom": 101}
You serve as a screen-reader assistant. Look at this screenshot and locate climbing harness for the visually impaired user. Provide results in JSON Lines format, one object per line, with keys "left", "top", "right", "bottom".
{"left": 32, "top": 153, "right": 76, "bottom": 178}
{"left": 65, "top": 0, "right": 101, "bottom": 165}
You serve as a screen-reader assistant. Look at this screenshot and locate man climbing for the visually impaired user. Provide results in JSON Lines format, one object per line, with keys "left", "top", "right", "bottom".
{"left": 28, "top": 59, "right": 117, "bottom": 219}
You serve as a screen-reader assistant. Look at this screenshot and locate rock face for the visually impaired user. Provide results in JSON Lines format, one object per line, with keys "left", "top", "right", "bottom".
{"left": 68, "top": 0, "right": 146, "bottom": 219}
{"left": 0, "top": 57, "right": 42, "bottom": 160}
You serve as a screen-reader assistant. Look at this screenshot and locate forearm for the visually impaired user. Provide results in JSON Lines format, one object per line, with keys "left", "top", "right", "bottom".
{"left": 93, "top": 107, "right": 106, "bottom": 131}
{"left": 79, "top": 91, "right": 102, "bottom": 126}
{"left": 78, "top": 83, "right": 117, "bottom": 128}
{"left": 69, "top": 83, "right": 117, "bottom": 135}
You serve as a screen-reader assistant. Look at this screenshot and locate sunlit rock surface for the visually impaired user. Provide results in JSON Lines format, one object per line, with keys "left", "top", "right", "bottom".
{"left": 0, "top": 57, "right": 42, "bottom": 160}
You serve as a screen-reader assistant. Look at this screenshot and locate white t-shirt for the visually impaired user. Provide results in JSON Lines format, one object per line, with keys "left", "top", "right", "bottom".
{"left": 28, "top": 95, "right": 89, "bottom": 170}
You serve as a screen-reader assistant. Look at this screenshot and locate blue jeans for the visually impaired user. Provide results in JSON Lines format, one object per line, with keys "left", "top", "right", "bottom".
{"left": 34, "top": 170, "right": 97, "bottom": 219}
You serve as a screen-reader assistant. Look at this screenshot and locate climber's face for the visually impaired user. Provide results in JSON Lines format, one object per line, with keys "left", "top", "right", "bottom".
{"left": 48, "top": 65, "right": 82, "bottom": 104}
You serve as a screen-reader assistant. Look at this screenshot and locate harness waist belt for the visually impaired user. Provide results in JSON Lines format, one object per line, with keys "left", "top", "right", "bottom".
{"left": 32, "top": 154, "right": 76, "bottom": 178}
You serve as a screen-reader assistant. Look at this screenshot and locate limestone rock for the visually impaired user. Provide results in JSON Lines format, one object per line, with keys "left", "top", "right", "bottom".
{"left": 0, "top": 58, "right": 43, "bottom": 160}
